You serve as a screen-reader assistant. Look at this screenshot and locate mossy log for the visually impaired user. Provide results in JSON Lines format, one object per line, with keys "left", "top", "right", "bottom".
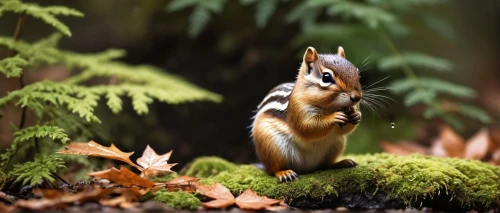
{"left": 181, "top": 154, "right": 500, "bottom": 211}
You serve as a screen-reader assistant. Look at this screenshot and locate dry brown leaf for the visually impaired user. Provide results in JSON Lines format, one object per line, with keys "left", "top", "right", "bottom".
{"left": 100, "top": 188, "right": 141, "bottom": 209}
{"left": 380, "top": 140, "right": 428, "bottom": 156}
{"left": 195, "top": 182, "right": 235, "bottom": 208}
{"left": 264, "top": 200, "right": 289, "bottom": 211}
{"left": 235, "top": 188, "right": 283, "bottom": 210}
{"left": 16, "top": 187, "right": 115, "bottom": 210}
{"left": 87, "top": 167, "right": 155, "bottom": 191}
{"left": 165, "top": 176, "right": 200, "bottom": 192}
{"left": 464, "top": 128, "right": 491, "bottom": 160}
{"left": 15, "top": 198, "right": 61, "bottom": 210}
{"left": 437, "top": 125, "right": 465, "bottom": 157}
{"left": 58, "top": 141, "right": 141, "bottom": 170}
{"left": 137, "top": 145, "right": 177, "bottom": 177}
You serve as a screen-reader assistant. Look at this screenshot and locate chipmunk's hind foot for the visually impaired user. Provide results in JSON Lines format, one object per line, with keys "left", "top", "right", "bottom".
{"left": 275, "top": 170, "right": 298, "bottom": 182}
{"left": 330, "top": 159, "right": 357, "bottom": 169}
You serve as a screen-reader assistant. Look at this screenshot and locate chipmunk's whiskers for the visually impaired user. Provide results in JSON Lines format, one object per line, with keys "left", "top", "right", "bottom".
{"left": 360, "top": 76, "right": 395, "bottom": 116}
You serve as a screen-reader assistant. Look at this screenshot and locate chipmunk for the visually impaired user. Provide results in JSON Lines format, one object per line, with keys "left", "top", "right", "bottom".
{"left": 251, "top": 46, "right": 362, "bottom": 182}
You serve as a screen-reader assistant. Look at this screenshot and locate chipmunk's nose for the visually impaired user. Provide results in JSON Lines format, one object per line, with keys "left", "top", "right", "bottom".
{"left": 350, "top": 93, "right": 361, "bottom": 103}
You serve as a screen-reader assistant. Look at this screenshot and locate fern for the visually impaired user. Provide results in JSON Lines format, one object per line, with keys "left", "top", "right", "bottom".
{"left": 240, "top": 0, "right": 280, "bottom": 28}
{"left": 0, "top": 125, "right": 69, "bottom": 169}
{"left": 10, "top": 154, "right": 65, "bottom": 186}
{"left": 0, "top": 55, "right": 27, "bottom": 77}
{"left": 167, "top": 0, "right": 226, "bottom": 38}
{"left": 379, "top": 52, "right": 453, "bottom": 72}
{"left": 0, "top": 0, "right": 83, "bottom": 36}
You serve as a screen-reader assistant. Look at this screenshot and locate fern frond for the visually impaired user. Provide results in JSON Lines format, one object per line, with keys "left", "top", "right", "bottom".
{"left": 0, "top": 0, "right": 83, "bottom": 36}
{"left": 389, "top": 77, "right": 475, "bottom": 98}
{"left": 0, "top": 55, "right": 28, "bottom": 78}
{"left": 379, "top": 52, "right": 453, "bottom": 72}
{"left": 13, "top": 125, "right": 70, "bottom": 144}
{"left": 404, "top": 90, "right": 435, "bottom": 106}
{"left": 242, "top": 0, "right": 279, "bottom": 28}
{"left": 10, "top": 154, "right": 65, "bottom": 186}
{"left": 420, "top": 14, "right": 455, "bottom": 40}
{"left": 0, "top": 125, "right": 69, "bottom": 169}
{"left": 285, "top": 0, "right": 321, "bottom": 29}
{"left": 457, "top": 104, "right": 491, "bottom": 123}
{"left": 105, "top": 87, "right": 123, "bottom": 114}
{"left": 167, "top": 0, "right": 226, "bottom": 38}
{"left": 307, "top": 0, "right": 396, "bottom": 28}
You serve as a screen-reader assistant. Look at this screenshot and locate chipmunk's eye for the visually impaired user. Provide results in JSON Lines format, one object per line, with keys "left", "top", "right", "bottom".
{"left": 322, "top": 73, "right": 335, "bottom": 84}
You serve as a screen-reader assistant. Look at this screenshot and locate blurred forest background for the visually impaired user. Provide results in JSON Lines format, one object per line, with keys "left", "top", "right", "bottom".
{"left": 0, "top": 0, "right": 498, "bottom": 170}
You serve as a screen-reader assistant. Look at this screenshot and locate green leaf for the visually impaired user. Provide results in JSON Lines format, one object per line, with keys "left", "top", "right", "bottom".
{"left": 420, "top": 14, "right": 455, "bottom": 40}
{"left": 14, "top": 125, "right": 70, "bottom": 144}
{"left": 404, "top": 90, "right": 435, "bottom": 106}
{"left": 379, "top": 52, "right": 453, "bottom": 72}
{"left": 0, "top": 0, "right": 83, "bottom": 36}
{"left": 188, "top": 6, "right": 211, "bottom": 38}
{"left": 0, "top": 55, "right": 28, "bottom": 78}
{"left": 457, "top": 104, "right": 491, "bottom": 123}
{"left": 105, "top": 88, "right": 123, "bottom": 114}
{"left": 324, "top": 1, "right": 397, "bottom": 28}
{"left": 128, "top": 86, "right": 153, "bottom": 115}
{"left": 10, "top": 154, "right": 65, "bottom": 186}
{"left": 255, "top": 0, "right": 279, "bottom": 28}
{"left": 389, "top": 77, "right": 475, "bottom": 98}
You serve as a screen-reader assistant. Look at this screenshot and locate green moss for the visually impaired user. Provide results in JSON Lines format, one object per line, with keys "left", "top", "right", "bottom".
{"left": 186, "top": 153, "right": 500, "bottom": 209}
{"left": 181, "top": 156, "right": 237, "bottom": 178}
{"left": 153, "top": 190, "right": 201, "bottom": 210}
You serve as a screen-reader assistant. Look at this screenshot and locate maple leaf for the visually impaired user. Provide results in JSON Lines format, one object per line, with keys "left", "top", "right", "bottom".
{"left": 235, "top": 188, "right": 284, "bottom": 210}
{"left": 136, "top": 145, "right": 177, "bottom": 178}
{"left": 57, "top": 141, "right": 141, "bottom": 170}
{"left": 87, "top": 167, "right": 155, "bottom": 191}
{"left": 195, "top": 182, "right": 235, "bottom": 209}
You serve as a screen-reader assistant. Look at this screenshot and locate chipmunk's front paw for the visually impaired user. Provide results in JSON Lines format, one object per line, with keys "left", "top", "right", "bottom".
{"left": 330, "top": 159, "right": 357, "bottom": 169}
{"left": 333, "top": 111, "right": 349, "bottom": 126}
{"left": 347, "top": 110, "right": 361, "bottom": 124}
{"left": 275, "top": 170, "right": 298, "bottom": 182}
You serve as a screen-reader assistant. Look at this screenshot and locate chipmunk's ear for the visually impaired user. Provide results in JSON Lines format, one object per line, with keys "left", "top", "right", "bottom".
{"left": 337, "top": 46, "right": 346, "bottom": 59}
{"left": 303, "top": 46, "right": 318, "bottom": 63}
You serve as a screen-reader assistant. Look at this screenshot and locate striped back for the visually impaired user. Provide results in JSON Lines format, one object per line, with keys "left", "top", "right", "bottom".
{"left": 256, "top": 82, "right": 295, "bottom": 119}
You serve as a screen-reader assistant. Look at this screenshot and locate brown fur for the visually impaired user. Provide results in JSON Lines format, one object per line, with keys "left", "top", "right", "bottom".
{"left": 252, "top": 46, "right": 362, "bottom": 180}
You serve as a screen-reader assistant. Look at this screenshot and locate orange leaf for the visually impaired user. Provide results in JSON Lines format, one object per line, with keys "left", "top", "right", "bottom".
{"left": 380, "top": 140, "right": 428, "bottom": 156}
{"left": 234, "top": 188, "right": 283, "bottom": 210}
{"left": 195, "top": 182, "right": 235, "bottom": 208}
{"left": 435, "top": 125, "right": 465, "bottom": 157}
{"left": 100, "top": 188, "right": 141, "bottom": 209}
{"left": 87, "top": 167, "right": 155, "bottom": 191}
{"left": 165, "top": 176, "right": 200, "bottom": 192}
{"left": 464, "top": 128, "right": 491, "bottom": 160}
{"left": 57, "top": 141, "right": 140, "bottom": 170}
{"left": 136, "top": 145, "right": 177, "bottom": 177}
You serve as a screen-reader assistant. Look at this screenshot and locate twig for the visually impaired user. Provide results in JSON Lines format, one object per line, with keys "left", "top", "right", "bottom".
{"left": 12, "top": 13, "right": 27, "bottom": 130}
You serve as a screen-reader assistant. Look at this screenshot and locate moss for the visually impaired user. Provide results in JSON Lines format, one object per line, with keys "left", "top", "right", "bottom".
{"left": 181, "top": 156, "right": 237, "bottom": 178}
{"left": 153, "top": 190, "right": 201, "bottom": 210}
{"left": 185, "top": 153, "right": 500, "bottom": 210}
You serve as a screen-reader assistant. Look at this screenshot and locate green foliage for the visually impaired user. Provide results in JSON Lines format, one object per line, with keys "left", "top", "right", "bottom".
{"left": 0, "top": 0, "right": 83, "bottom": 37}
{"left": 165, "top": 0, "right": 490, "bottom": 129}
{"left": 10, "top": 154, "right": 65, "bottom": 186}
{"left": 167, "top": 0, "right": 226, "bottom": 38}
{"left": 0, "top": 55, "right": 27, "bottom": 77}
{"left": 0, "top": 0, "right": 222, "bottom": 187}
{"left": 0, "top": 125, "right": 69, "bottom": 169}
{"left": 379, "top": 52, "right": 453, "bottom": 72}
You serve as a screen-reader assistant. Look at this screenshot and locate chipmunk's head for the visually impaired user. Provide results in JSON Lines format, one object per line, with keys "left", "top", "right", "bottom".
{"left": 296, "top": 46, "right": 362, "bottom": 111}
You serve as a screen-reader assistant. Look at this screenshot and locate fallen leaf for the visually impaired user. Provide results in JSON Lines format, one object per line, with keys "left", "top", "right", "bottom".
{"left": 87, "top": 167, "right": 155, "bottom": 191}
{"left": 136, "top": 145, "right": 177, "bottom": 177}
{"left": 437, "top": 125, "right": 465, "bottom": 158}
{"left": 430, "top": 139, "right": 448, "bottom": 157}
{"left": 15, "top": 187, "right": 115, "bottom": 210}
{"left": 100, "top": 188, "right": 141, "bottom": 209}
{"left": 57, "top": 141, "right": 141, "bottom": 170}
{"left": 166, "top": 176, "right": 200, "bottom": 192}
{"left": 195, "top": 182, "right": 235, "bottom": 208}
{"left": 235, "top": 188, "right": 283, "bottom": 210}
{"left": 381, "top": 140, "right": 428, "bottom": 156}
{"left": 265, "top": 200, "right": 289, "bottom": 211}
{"left": 464, "top": 128, "right": 491, "bottom": 160}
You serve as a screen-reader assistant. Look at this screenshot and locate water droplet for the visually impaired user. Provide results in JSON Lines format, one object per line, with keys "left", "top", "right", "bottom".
{"left": 390, "top": 122, "right": 395, "bottom": 129}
